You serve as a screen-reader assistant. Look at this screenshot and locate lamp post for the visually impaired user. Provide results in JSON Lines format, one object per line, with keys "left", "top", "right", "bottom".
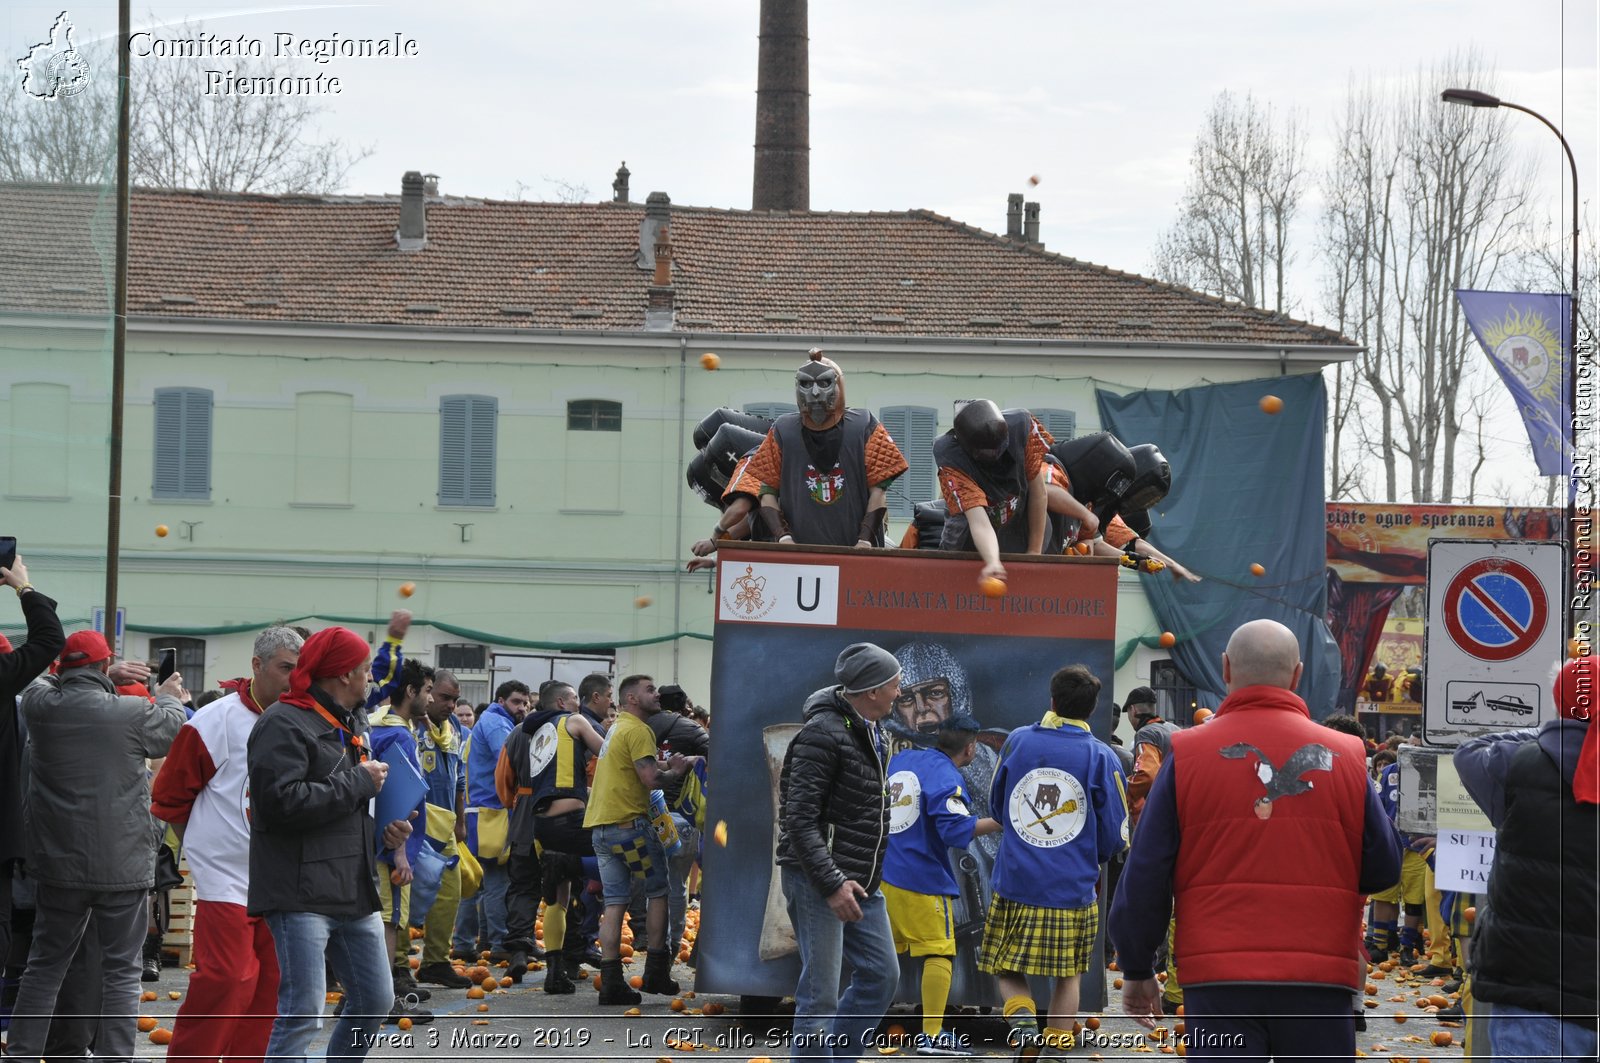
{"left": 1443, "top": 87, "right": 1583, "bottom": 644}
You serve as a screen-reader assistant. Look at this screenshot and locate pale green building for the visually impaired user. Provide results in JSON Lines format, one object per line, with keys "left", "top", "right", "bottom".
{"left": 0, "top": 178, "right": 1355, "bottom": 722}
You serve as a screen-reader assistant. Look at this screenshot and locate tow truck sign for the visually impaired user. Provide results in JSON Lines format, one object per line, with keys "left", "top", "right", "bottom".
{"left": 1424, "top": 538, "right": 1565, "bottom": 746}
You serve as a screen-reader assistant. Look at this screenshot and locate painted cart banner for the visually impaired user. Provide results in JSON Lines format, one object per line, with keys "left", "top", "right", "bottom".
{"left": 696, "top": 543, "right": 1119, "bottom": 1007}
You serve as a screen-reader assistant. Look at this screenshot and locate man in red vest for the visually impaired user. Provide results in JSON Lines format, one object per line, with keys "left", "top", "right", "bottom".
{"left": 1108, "top": 619, "right": 1400, "bottom": 1057}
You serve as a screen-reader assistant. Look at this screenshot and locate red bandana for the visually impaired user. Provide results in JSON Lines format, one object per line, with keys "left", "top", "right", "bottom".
{"left": 280, "top": 627, "right": 369, "bottom": 710}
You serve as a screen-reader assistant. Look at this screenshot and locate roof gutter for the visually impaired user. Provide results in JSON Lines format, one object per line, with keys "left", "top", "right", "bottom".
{"left": 1, "top": 311, "right": 1361, "bottom": 363}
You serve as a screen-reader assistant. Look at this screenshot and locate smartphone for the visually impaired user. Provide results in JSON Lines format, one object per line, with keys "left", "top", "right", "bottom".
{"left": 0, "top": 536, "right": 15, "bottom": 574}
{"left": 156, "top": 648, "right": 177, "bottom": 685}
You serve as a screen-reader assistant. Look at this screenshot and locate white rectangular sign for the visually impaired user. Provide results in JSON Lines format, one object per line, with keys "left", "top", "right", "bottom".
{"left": 1424, "top": 538, "right": 1565, "bottom": 747}
{"left": 716, "top": 560, "right": 840, "bottom": 627}
{"left": 1435, "top": 829, "right": 1497, "bottom": 892}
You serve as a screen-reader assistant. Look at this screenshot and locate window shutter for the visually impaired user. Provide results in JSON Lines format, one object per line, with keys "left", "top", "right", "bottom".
{"left": 180, "top": 388, "right": 212, "bottom": 498}
{"left": 879, "top": 405, "right": 937, "bottom": 518}
{"left": 466, "top": 396, "right": 497, "bottom": 506}
{"left": 440, "top": 395, "right": 496, "bottom": 506}
{"left": 153, "top": 387, "right": 212, "bottom": 500}
{"left": 1035, "top": 408, "right": 1076, "bottom": 442}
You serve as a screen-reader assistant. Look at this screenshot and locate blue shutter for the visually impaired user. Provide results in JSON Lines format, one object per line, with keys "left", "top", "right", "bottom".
{"left": 879, "top": 405, "right": 937, "bottom": 518}
{"left": 152, "top": 387, "right": 212, "bottom": 499}
{"left": 440, "top": 395, "right": 496, "bottom": 506}
{"left": 1035, "top": 408, "right": 1076, "bottom": 443}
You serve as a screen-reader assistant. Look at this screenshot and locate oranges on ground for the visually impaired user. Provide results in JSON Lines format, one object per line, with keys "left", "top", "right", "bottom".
{"left": 138, "top": 1016, "right": 159, "bottom": 1032}
{"left": 149, "top": 1028, "right": 173, "bottom": 1044}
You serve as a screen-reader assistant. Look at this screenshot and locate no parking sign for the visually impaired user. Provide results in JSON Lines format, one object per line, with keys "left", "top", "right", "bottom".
{"left": 1424, "top": 538, "right": 1565, "bottom": 746}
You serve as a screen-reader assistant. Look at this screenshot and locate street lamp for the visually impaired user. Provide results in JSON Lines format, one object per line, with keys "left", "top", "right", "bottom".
{"left": 1443, "top": 86, "right": 1583, "bottom": 644}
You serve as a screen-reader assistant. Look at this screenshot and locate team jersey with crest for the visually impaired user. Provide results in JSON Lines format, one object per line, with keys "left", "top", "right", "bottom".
{"left": 882, "top": 747, "right": 979, "bottom": 898}
{"left": 989, "top": 722, "right": 1129, "bottom": 909}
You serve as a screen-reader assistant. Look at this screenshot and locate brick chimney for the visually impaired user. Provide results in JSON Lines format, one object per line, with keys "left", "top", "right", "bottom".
{"left": 1024, "top": 201, "right": 1041, "bottom": 246}
{"left": 1006, "top": 194, "right": 1023, "bottom": 239}
{"left": 397, "top": 171, "right": 426, "bottom": 251}
{"left": 613, "top": 161, "right": 630, "bottom": 203}
{"left": 752, "top": 0, "right": 809, "bottom": 212}
{"left": 637, "top": 191, "right": 670, "bottom": 270}
{"left": 646, "top": 223, "right": 675, "bottom": 331}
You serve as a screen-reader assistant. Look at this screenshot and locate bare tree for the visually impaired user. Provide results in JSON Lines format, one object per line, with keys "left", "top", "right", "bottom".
{"left": 0, "top": 25, "right": 368, "bottom": 192}
{"left": 1154, "top": 91, "right": 1307, "bottom": 313}
{"left": 1319, "top": 53, "right": 1532, "bottom": 503}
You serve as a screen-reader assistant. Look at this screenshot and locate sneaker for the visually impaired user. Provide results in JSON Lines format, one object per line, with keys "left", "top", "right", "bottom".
{"left": 1397, "top": 946, "right": 1419, "bottom": 967}
{"left": 1436, "top": 1003, "right": 1464, "bottom": 1023}
{"left": 914, "top": 1031, "right": 971, "bottom": 1056}
{"left": 1418, "top": 964, "right": 1454, "bottom": 978}
{"left": 390, "top": 968, "right": 431, "bottom": 1002}
{"left": 385, "top": 996, "right": 435, "bottom": 1026}
{"left": 416, "top": 962, "right": 472, "bottom": 988}
{"left": 141, "top": 955, "right": 161, "bottom": 982}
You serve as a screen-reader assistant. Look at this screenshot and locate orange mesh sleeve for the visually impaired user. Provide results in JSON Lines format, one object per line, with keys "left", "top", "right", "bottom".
{"left": 723, "top": 431, "right": 781, "bottom": 503}
{"left": 939, "top": 467, "right": 986, "bottom": 514}
{"left": 865, "top": 423, "right": 909, "bottom": 487}
{"left": 1104, "top": 515, "right": 1137, "bottom": 549}
{"left": 1024, "top": 417, "right": 1047, "bottom": 480}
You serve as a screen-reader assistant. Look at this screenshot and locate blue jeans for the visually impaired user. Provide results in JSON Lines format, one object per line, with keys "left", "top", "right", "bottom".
{"left": 451, "top": 860, "right": 509, "bottom": 955}
{"left": 592, "top": 820, "right": 668, "bottom": 904}
{"left": 781, "top": 866, "right": 898, "bottom": 1063}
{"left": 264, "top": 910, "right": 392, "bottom": 1063}
{"left": 1474, "top": 1000, "right": 1600, "bottom": 1060}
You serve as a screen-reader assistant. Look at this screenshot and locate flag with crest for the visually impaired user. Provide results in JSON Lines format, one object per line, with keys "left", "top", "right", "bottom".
{"left": 1456, "top": 289, "right": 1571, "bottom": 477}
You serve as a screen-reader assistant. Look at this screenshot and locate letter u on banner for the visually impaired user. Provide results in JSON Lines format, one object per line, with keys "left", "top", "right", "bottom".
{"left": 796, "top": 577, "right": 821, "bottom": 612}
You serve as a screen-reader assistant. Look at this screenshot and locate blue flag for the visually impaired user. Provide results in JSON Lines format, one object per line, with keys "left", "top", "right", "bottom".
{"left": 1456, "top": 289, "right": 1572, "bottom": 476}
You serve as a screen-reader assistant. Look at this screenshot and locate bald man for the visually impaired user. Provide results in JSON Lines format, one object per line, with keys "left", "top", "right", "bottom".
{"left": 1108, "top": 619, "right": 1400, "bottom": 1058}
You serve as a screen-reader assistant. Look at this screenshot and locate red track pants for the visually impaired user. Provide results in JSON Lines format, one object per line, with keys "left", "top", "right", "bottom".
{"left": 168, "top": 900, "right": 280, "bottom": 1063}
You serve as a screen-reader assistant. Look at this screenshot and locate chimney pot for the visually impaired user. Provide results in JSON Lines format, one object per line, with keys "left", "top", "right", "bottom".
{"left": 397, "top": 171, "right": 426, "bottom": 251}
{"left": 1023, "top": 201, "right": 1041, "bottom": 246}
{"left": 423, "top": 173, "right": 439, "bottom": 196}
{"left": 652, "top": 224, "right": 673, "bottom": 286}
{"left": 613, "top": 161, "right": 631, "bottom": 203}
{"left": 637, "top": 191, "right": 671, "bottom": 269}
{"left": 1006, "top": 193, "right": 1024, "bottom": 239}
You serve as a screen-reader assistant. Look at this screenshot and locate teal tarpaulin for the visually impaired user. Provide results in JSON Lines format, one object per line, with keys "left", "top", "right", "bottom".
{"left": 1098, "top": 374, "right": 1341, "bottom": 718}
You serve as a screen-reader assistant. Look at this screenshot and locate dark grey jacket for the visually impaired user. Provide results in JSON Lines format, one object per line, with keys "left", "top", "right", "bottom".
{"left": 19, "top": 667, "right": 184, "bottom": 891}
{"left": 776, "top": 686, "right": 890, "bottom": 897}
{"left": 246, "top": 690, "right": 381, "bottom": 918}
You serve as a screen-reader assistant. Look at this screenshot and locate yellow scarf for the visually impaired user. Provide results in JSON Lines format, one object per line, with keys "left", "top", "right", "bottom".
{"left": 425, "top": 713, "right": 457, "bottom": 755}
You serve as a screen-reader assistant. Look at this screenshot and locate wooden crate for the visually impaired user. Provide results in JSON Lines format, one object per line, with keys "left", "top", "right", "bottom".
{"left": 161, "top": 855, "right": 195, "bottom": 968}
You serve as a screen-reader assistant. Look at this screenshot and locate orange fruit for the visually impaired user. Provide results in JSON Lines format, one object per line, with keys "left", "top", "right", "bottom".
{"left": 1159, "top": 631, "right": 1176, "bottom": 648}
{"left": 477, "top": 1002, "right": 490, "bottom": 1012}
{"left": 1430, "top": 1031, "right": 1453, "bottom": 1046}
{"left": 700, "top": 352, "right": 721, "bottom": 371}
{"left": 1250, "top": 563, "right": 1265, "bottom": 577}
{"left": 1365, "top": 983, "right": 1378, "bottom": 994}
{"left": 1259, "top": 394, "right": 1283, "bottom": 414}
{"left": 625, "top": 1007, "right": 642, "bottom": 1016}
{"left": 141, "top": 991, "right": 158, "bottom": 1002}
{"left": 398, "top": 1017, "right": 412, "bottom": 1031}
{"left": 409, "top": 957, "right": 420, "bottom": 969}
{"left": 168, "top": 991, "right": 182, "bottom": 1000}
{"left": 978, "top": 576, "right": 1006, "bottom": 598}
{"left": 1113, "top": 978, "right": 1124, "bottom": 989}
{"left": 1156, "top": 971, "right": 1168, "bottom": 983}
{"left": 498, "top": 975, "right": 513, "bottom": 987}
{"left": 1465, "top": 906, "right": 1476, "bottom": 923}
{"left": 399, "top": 582, "right": 416, "bottom": 598}
{"left": 1363, "top": 999, "right": 1379, "bottom": 1008}
{"left": 630, "top": 975, "right": 644, "bottom": 989}
{"left": 1084, "top": 1016, "right": 1101, "bottom": 1030}
{"left": 621, "top": 943, "right": 634, "bottom": 958}
{"left": 671, "top": 997, "right": 687, "bottom": 1011}
{"left": 156, "top": 524, "right": 170, "bottom": 537}
{"left": 1392, "top": 1011, "right": 1407, "bottom": 1023}
{"left": 150, "top": 1028, "right": 174, "bottom": 1045}
{"left": 1427, "top": 994, "right": 1450, "bottom": 1008}
{"left": 138, "top": 1016, "right": 159, "bottom": 1032}
{"left": 702, "top": 1001, "right": 725, "bottom": 1015}
{"left": 593, "top": 974, "right": 603, "bottom": 990}
{"left": 467, "top": 986, "right": 485, "bottom": 999}
{"left": 1108, "top": 960, "right": 1119, "bottom": 971}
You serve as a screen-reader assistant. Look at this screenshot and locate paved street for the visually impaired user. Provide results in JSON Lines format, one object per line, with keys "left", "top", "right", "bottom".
{"left": 122, "top": 951, "right": 1469, "bottom": 1060}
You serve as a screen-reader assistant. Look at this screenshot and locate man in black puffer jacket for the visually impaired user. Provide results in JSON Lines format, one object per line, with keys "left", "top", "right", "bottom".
{"left": 1454, "top": 655, "right": 1597, "bottom": 1059}
{"left": 777, "top": 643, "right": 900, "bottom": 1063}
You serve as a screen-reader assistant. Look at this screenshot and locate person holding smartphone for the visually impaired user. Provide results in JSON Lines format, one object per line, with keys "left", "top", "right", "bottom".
{"left": 0, "top": 550, "right": 65, "bottom": 989}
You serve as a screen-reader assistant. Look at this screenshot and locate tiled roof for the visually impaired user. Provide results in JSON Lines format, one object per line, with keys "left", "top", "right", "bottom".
{"left": 0, "top": 183, "right": 1353, "bottom": 347}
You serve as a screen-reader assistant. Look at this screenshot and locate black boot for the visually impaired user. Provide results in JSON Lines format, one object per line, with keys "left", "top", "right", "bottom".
{"left": 542, "top": 949, "right": 576, "bottom": 995}
{"left": 141, "top": 932, "right": 162, "bottom": 982}
{"left": 641, "top": 948, "right": 679, "bottom": 996}
{"left": 507, "top": 949, "right": 528, "bottom": 984}
{"left": 597, "top": 958, "right": 641, "bottom": 1006}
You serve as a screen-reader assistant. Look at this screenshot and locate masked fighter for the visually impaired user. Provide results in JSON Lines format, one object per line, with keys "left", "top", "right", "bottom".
{"left": 934, "top": 401, "right": 1052, "bottom": 580}
{"left": 723, "top": 349, "right": 908, "bottom": 548}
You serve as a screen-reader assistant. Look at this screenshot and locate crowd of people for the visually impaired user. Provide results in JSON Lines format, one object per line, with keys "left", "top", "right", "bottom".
{"left": 0, "top": 339, "right": 1594, "bottom": 1063}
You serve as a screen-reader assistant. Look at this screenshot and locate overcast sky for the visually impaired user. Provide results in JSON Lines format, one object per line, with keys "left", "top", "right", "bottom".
{"left": 5, "top": 0, "right": 1595, "bottom": 499}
